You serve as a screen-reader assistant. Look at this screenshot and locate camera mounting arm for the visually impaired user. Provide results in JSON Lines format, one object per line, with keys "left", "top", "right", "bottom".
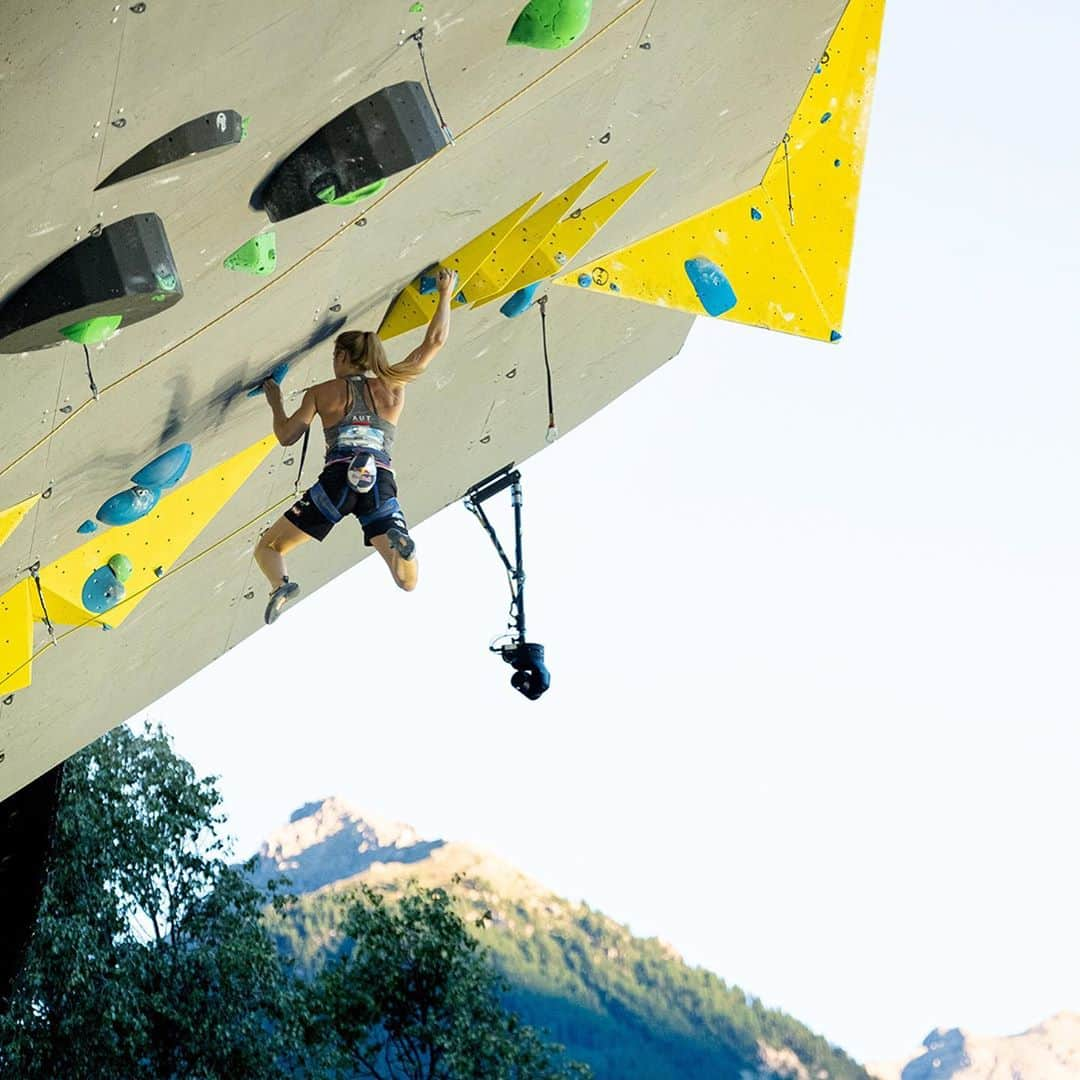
{"left": 463, "top": 464, "right": 550, "bottom": 700}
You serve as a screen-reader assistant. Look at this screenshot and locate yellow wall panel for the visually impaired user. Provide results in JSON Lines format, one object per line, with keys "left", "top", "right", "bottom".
{"left": 0, "top": 580, "right": 35, "bottom": 695}
{"left": 37, "top": 435, "right": 276, "bottom": 628}
{"left": 480, "top": 170, "right": 654, "bottom": 306}
{"left": 378, "top": 195, "right": 542, "bottom": 341}
{"left": 553, "top": 0, "right": 885, "bottom": 342}
{"left": 462, "top": 163, "right": 609, "bottom": 307}
{"left": 0, "top": 494, "right": 39, "bottom": 551}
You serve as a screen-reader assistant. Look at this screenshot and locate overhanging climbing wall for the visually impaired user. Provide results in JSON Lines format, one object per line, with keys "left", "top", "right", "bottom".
{"left": 0, "top": 0, "right": 886, "bottom": 800}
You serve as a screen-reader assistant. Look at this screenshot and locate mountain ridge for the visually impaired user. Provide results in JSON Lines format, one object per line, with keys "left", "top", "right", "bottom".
{"left": 250, "top": 797, "right": 870, "bottom": 1080}
{"left": 869, "top": 1013, "right": 1080, "bottom": 1080}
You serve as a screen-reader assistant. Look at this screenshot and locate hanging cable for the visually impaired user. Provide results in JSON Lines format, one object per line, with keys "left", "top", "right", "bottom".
{"left": 23, "top": 561, "right": 55, "bottom": 641}
{"left": 782, "top": 133, "right": 795, "bottom": 226}
{"left": 82, "top": 344, "right": 100, "bottom": 401}
{"left": 295, "top": 427, "right": 310, "bottom": 495}
{"left": 408, "top": 28, "right": 454, "bottom": 144}
{"left": 537, "top": 296, "right": 558, "bottom": 443}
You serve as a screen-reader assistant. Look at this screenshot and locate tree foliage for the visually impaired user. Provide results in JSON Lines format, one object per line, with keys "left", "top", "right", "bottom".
{"left": 0, "top": 724, "right": 588, "bottom": 1080}
{"left": 0, "top": 722, "right": 299, "bottom": 1078}
{"left": 303, "top": 881, "right": 589, "bottom": 1080}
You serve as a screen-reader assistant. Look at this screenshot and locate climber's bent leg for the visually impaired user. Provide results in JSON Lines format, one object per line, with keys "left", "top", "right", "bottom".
{"left": 255, "top": 515, "right": 312, "bottom": 590}
{"left": 370, "top": 529, "right": 418, "bottom": 591}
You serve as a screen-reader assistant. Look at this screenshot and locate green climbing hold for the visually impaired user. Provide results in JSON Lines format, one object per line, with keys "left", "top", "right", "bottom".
{"left": 508, "top": 0, "right": 592, "bottom": 50}
{"left": 315, "top": 178, "right": 387, "bottom": 207}
{"left": 224, "top": 232, "right": 277, "bottom": 276}
{"left": 108, "top": 554, "right": 134, "bottom": 583}
{"left": 409, "top": 2, "right": 424, "bottom": 11}
{"left": 59, "top": 314, "right": 123, "bottom": 345}
{"left": 241, "top": 116, "right": 251, "bottom": 140}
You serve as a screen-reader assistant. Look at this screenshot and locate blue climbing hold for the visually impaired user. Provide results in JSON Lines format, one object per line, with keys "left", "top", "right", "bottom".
{"left": 418, "top": 273, "right": 438, "bottom": 295}
{"left": 834, "top": 158, "right": 842, "bottom": 167}
{"left": 77, "top": 519, "right": 98, "bottom": 535}
{"left": 97, "top": 485, "right": 160, "bottom": 527}
{"left": 684, "top": 257, "right": 738, "bottom": 317}
{"left": 821, "top": 111, "right": 832, "bottom": 123}
{"left": 455, "top": 290, "right": 467, "bottom": 305}
{"left": 830, "top": 330, "right": 842, "bottom": 342}
{"left": 500, "top": 282, "right": 541, "bottom": 319}
{"left": 82, "top": 564, "right": 126, "bottom": 615}
{"left": 577, "top": 273, "right": 593, "bottom": 288}
{"left": 131, "top": 443, "right": 192, "bottom": 488}
{"left": 815, "top": 63, "right": 822, "bottom": 74}
{"left": 750, "top": 207, "right": 762, "bottom": 221}
{"left": 609, "top": 282, "right": 620, "bottom": 293}
{"left": 247, "top": 361, "right": 290, "bottom": 398}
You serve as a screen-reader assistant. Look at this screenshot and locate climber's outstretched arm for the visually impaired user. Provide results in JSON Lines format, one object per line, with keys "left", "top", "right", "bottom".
{"left": 389, "top": 267, "right": 458, "bottom": 380}
{"left": 265, "top": 383, "right": 317, "bottom": 446}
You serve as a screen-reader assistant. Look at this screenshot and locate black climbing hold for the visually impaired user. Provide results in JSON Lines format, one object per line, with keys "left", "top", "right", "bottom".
{"left": 95, "top": 110, "right": 244, "bottom": 190}
{"left": 0, "top": 214, "right": 182, "bottom": 354}
{"left": 258, "top": 82, "right": 447, "bottom": 222}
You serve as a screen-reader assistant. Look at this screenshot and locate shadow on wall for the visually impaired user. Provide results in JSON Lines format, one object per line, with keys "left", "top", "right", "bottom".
{"left": 157, "top": 313, "right": 349, "bottom": 448}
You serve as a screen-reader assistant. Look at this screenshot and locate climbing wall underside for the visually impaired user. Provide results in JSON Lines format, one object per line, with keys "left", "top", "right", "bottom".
{"left": 0, "top": 0, "right": 856, "bottom": 799}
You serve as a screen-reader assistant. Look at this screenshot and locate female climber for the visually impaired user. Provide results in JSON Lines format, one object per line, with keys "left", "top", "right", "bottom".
{"left": 255, "top": 267, "right": 458, "bottom": 624}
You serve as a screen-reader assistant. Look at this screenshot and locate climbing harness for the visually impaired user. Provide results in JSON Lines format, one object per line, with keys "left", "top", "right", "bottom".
{"left": 537, "top": 296, "right": 558, "bottom": 443}
{"left": 308, "top": 450, "right": 401, "bottom": 529}
{"left": 407, "top": 28, "right": 454, "bottom": 144}
{"left": 463, "top": 464, "right": 550, "bottom": 700}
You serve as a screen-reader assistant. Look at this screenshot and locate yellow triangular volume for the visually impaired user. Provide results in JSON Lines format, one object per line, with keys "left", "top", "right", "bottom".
{"left": 378, "top": 194, "right": 543, "bottom": 341}
{"left": 0, "top": 494, "right": 39, "bottom": 551}
{"left": 37, "top": 435, "right": 277, "bottom": 628}
{"left": 0, "top": 579, "right": 35, "bottom": 695}
{"left": 480, "top": 170, "right": 654, "bottom": 306}
{"left": 461, "top": 163, "right": 609, "bottom": 307}
{"left": 554, "top": 0, "right": 885, "bottom": 342}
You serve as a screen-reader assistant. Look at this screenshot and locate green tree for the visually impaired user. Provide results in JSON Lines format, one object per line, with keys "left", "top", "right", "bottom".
{"left": 304, "top": 880, "right": 591, "bottom": 1080}
{"left": 0, "top": 722, "right": 301, "bottom": 1078}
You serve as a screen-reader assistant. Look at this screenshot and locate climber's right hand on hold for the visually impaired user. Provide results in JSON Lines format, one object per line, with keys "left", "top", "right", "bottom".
{"left": 436, "top": 268, "right": 458, "bottom": 297}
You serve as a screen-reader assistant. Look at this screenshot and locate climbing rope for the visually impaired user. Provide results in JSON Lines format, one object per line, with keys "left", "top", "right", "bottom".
{"left": 408, "top": 28, "right": 454, "bottom": 144}
{"left": 537, "top": 296, "right": 558, "bottom": 444}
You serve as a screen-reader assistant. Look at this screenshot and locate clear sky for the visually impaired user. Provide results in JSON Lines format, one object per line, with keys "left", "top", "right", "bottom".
{"left": 141, "top": 0, "right": 1080, "bottom": 1065}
